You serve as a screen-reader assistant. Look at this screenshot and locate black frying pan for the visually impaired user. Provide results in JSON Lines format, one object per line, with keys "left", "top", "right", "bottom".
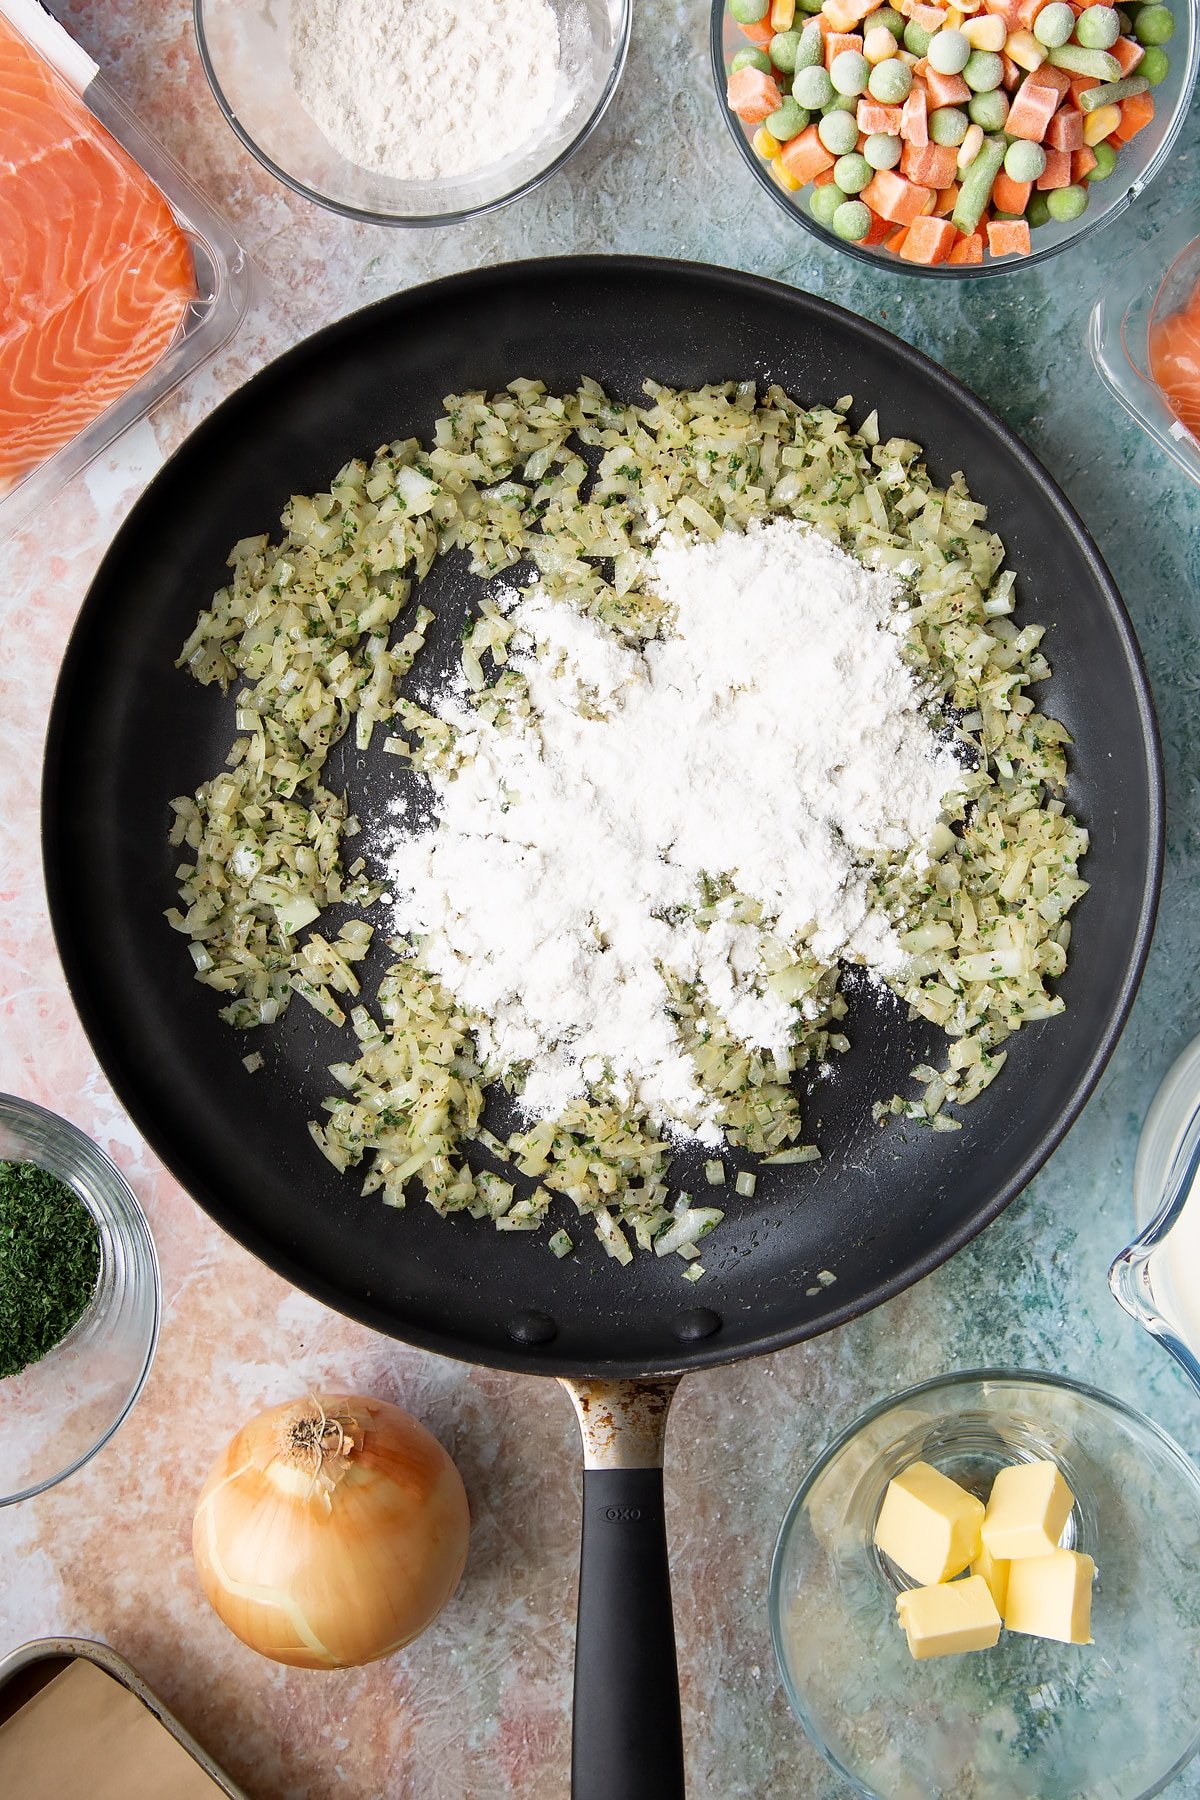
{"left": 42, "top": 259, "right": 1162, "bottom": 1799}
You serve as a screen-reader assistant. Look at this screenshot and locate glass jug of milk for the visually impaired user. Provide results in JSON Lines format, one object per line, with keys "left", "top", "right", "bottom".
{"left": 1110, "top": 1036, "right": 1200, "bottom": 1393}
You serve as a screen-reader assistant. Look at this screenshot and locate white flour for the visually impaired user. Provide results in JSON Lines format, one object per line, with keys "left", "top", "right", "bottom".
{"left": 288, "top": 0, "right": 561, "bottom": 182}
{"left": 384, "top": 521, "right": 962, "bottom": 1141}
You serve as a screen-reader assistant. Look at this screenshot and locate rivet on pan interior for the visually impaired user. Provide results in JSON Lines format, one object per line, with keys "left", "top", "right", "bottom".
{"left": 508, "top": 1309, "right": 558, "bottom": 1345}
{"left": 672, "top": 1307, "right": 721, "bottom": 1342}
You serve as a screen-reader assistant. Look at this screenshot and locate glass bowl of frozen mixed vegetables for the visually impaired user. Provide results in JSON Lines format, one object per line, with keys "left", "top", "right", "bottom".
{"left": 712, "top": 0, "right": 1197, "bottom": 273}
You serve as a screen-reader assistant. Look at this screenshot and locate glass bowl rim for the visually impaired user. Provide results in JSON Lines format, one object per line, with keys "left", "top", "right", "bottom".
{"left": 0, "top": 1091, "right": 161, "bottom": 1506}
{"left": 768, "top": 1364, "right": 1200, "bottom": 1795}
{"left": 709, "top": 0, "right": 1200, "bottom": 281}
{"left": 193, "top": 0, "right": 633, "bottom": 228}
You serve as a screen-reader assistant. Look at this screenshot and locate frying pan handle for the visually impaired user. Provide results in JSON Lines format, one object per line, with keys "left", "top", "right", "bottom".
{"left": 561, "top": 1378, "right": 685, "bottom": 1800}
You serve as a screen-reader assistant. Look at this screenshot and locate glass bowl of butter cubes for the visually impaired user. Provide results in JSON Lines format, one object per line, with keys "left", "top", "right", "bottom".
{"left": 770, "top": 1369, "right": 1200, "bottom": 1798}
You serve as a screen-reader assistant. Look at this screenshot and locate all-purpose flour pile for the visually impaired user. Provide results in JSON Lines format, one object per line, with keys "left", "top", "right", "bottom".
{"left": 384, "top": 520, "right": 963, "bottom": 1144}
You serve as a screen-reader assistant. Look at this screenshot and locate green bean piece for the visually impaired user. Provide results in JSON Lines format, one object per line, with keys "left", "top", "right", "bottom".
{"left": 952, "top": 132, "right": 1007, "bottom": 233}
{"left": 1047, "top": 42, "right": 1123, "bottom": 76}
{"left": 1079, "top": 71, "right": 1150, "bottom": 106}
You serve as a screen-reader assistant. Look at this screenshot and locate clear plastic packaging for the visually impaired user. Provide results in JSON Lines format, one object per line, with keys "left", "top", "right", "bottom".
{"left": 0, "top": 0, "right": 253, "bottom": 540}
{"left": 1090, "top": 207, "right": 1200, "bottom": 489}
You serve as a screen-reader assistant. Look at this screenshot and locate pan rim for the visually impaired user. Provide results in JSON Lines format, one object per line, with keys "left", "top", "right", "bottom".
{"left": 41, "top": 254, "right": 1165, "bottom": 1379}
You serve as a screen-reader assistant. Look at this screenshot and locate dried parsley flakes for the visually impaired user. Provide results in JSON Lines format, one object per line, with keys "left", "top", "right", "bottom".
{"left": 0, "top": 1160, "right": 100, "bottom": 1379}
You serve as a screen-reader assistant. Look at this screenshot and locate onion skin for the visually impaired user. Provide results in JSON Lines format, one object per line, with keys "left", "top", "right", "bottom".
{"left": 192, "top": 1393, "right": 470, "bottom": 1669}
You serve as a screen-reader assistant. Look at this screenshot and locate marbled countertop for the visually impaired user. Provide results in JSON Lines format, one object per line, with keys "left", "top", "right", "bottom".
{"left": 3, "top": 4, "right": 1200, "bottom": 1796}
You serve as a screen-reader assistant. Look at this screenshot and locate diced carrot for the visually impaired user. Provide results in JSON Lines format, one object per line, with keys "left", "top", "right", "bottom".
{"left": 862, "top": 167, "right": 935, "bottom": 222}
{"left": 884, "top": 225, "right": 910, "bottom": 252}
{"left": 991, "top": 170, "right": 1032, "bottom": 211}
{"left": 814, "top": 10, "right": 836, "bottom": 29}
{"left": 1068, "top": 74, "right": 1100, "bottom": 103}
{"left": 739, "top": 18, "right": 776, "bottom": 45}
{"left": 1005, "top": 80, "right": 1060, "bottom": 138}
{"left": 1113, "top": 88, "right": 1155, "bottom": 140}
{"left": 901, "top": 139, "right": 959, "bottom": 185}
{"left": 813, "top": 164, "right": 839, "bottom": 184}
{"left": 824, "top": 30, "right": 864, "bottom": 66}
{"left": 986, "top": 218, "right": 1032, "bottom": 257}
{"left": 1045, "top": 105, "right": 1084, "bottom": 150}
{"left": 1001, "top": 53, "right": 1022, "bottom": 88}
{"left": 727, "top": 66, "right": 784, "bottom": 122}
{"left": 1016, "top": 0, "right": 1048, "bottom": 25}
{"left": 948, "top": 229, "right": 985, "bottom": 263}
{"left": 899, "top": 214, "right": 958, "bottom": 262}
{"left": 821, "top": 0, "right": 881, "bottom": 29}
{"left": 1111, "top": 35, "right": 1145, "bottom": 74}
{"left": 779, "top": 123, "right": 838, "bottom": 182}
{"left": 1027, "top": 63, "right": 1072, "bottom": 97}
{"left": 900, "top": 86, "right": 929, "bottom": 145}
{"left": 863, "top": 207, "right": 894, "bottom": 243}
{"left": 921, "top": 65, "right": 972, "bottom": 105}
{"left": 1036, "top": 146, "right": 1072, "bottom": 187}
{"left": 857, "top": 99, "right": 904, "bottom": 132}
{"left": 907, "top": 1, "right": 949, "bottom": 27}
{"left": 983, "top": 0, "right": 1022, "bottom": 26}
{"left": 932, "top": 182, "right": 960, "bottom": 214}
{"left": 1071, "top": 144, "right": 1098, "bottom": 179}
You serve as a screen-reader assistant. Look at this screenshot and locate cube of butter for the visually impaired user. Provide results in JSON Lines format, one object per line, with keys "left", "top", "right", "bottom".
{"left": 1004, "top": 1548, "right": 1095, "bottom": 1644}
{"left": 971, "top": 1540, "right": 1010, "bottom": 1615}
{"left": 874, "top": 1461, "right": 985, "bottom": 1585}
{"left": 981, "top": 1459, "right": 1074, "bottom": 1561}
{"left": 896, "top": 1575, "right": 1002, "bottom": 1661}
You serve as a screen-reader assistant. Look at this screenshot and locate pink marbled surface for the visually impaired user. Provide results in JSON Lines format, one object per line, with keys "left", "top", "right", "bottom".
{"left": 2, "top": 4, "right": 1195, "bottom": 1799}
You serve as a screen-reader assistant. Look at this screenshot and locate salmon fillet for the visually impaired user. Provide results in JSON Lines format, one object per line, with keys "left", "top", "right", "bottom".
{"left": 1150, "top": 290, "right": 1200, "bottom": 439}
{"left": 0, "top": 15, "right": 195, "bottom": 489}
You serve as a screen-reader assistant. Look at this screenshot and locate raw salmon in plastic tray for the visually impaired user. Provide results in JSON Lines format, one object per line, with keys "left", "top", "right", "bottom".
{"left": 0, "top": 0, "right": 252, "bottom": 538}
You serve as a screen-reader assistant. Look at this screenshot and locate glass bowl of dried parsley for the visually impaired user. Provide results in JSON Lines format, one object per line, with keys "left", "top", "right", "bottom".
{"left": 0, "top": 1094, "right": 159, "bottom": 1504}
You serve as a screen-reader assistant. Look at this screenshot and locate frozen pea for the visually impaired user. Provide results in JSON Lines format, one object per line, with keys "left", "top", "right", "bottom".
{"left": 729, "top": 0, "right": 770, "bottom": 21}
{"left": 1116, "top": 6, "right": 1133, "bottom": 28}
{"left": 903, "top": 18, "right": 933, "bottom": 53}
{"left": 963, "top": 48, "right": 1004, "bottom": 89}
{"left": 797, "top": 0, "right": 826, "bottom": 14}
{"left": 1004, "top": 138, "right": 1047, "bottom": 179}
{"left": 929, "top": 105, "right": 969, "bottom": 144}
{"left": 825, "top": 92, "right": 860, "bottom": 110}
{"left": 1034, "top": 1, "right": 1075, "bottom": 43}
{"left": 770, "top": 29, "right": 804, "bottom": 70}
{"left": 795, "top": 21, "right": 826, "bottom": 68}
{"left": 1075, "top": 4, "right": 1121, "bottom": 46}
{"left": 1139, "top": 43, "right": 1170, "bottom": 80}
{"left": 968, "top": 87, "right": 1009, "bottom": 128}
{"left": 1135, "top": 3, "right": 1174, "bottom": 40}
{"left": 730, "top": 45, "right": 773, "bottom": 72}
{"left": 794, "top": 63, "right": 835, "bottom": 107}
{"left": 868, "top": 55, "right": 912, "bottom": 100}
{"left": 864, "top": 5, "right": 906, "bottom": 36}
{"left": 834, "top": 150, "right": 873, "bottom": 191}
{"left": 1026, "top": 190, "right": 1052, "bottom": 225}
{"left": 1087, "top": 138, "right": 1119, "bottom": 177}
{"left": 1047, "top": 181, "right": 1090, "bottom": 219}
{"left": 832, "top": 199, "right": 872, "bottom": 240}
{"left": 928, "top": 27, "right": 971, "bottom": 72}
{"left": 831, "top": 47, "right": 871, "bottom": 93}
{"left": 818, "top": 106, "right": 861, "bottom": 152}
{"left": 766, "top": 98, "right": 810, "bottom": 137}
{"left": 810, "top": 183, "right": 845, "bottom": 226}
{"left": 864, "top": 129, "right": 903, "bottom": 167}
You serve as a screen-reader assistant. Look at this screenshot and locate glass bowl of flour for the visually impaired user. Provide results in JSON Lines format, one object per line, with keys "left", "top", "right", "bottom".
{"left": 194, "top": 0, "right": 631, "bottom": 225}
